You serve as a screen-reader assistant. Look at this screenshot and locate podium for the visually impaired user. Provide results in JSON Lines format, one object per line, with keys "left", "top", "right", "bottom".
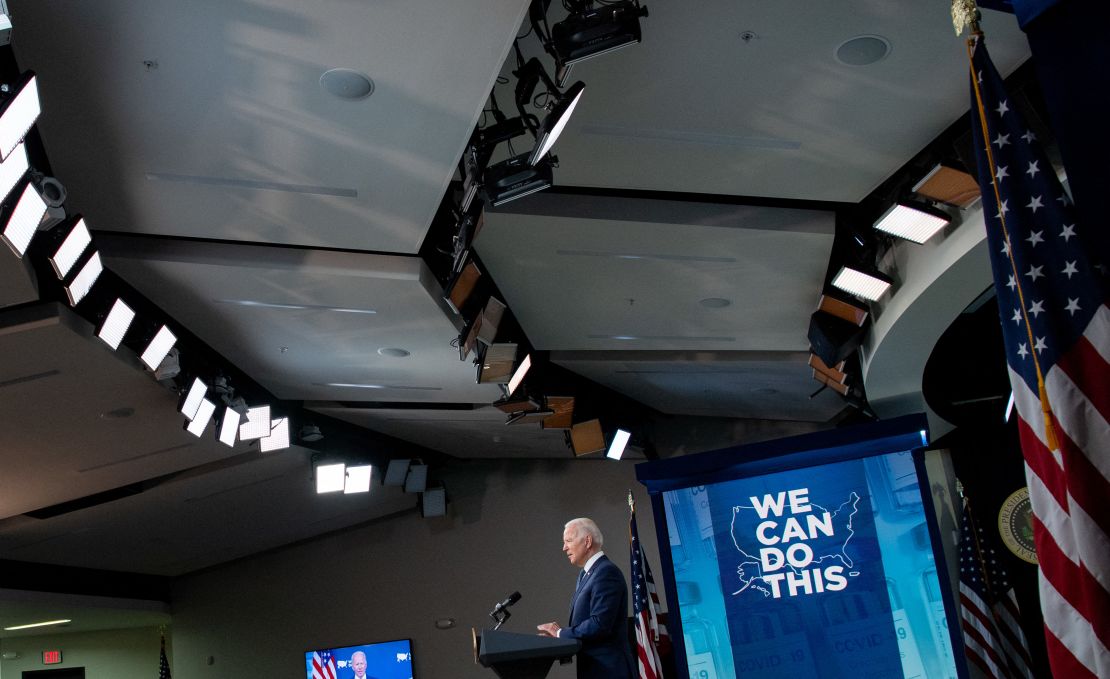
{"left": 476, "top": 629, "right": 580, "bottom": 679}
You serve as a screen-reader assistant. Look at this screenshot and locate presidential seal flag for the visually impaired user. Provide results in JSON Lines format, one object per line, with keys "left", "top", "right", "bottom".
{"left": 966, "top": 33, "right": 1110, "bottom": 679}
{"left": 957, "top": 497, "right": 1036, "bottom": 679}
{"left": 629, "top": 492, "right": 668, "bottom": 679}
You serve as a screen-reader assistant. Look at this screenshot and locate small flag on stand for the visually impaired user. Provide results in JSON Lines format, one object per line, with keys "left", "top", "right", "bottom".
{"left": 159, "top": 632, "right": 172, "bottom": 679}
{"left": 957, "top": 497, "right": 1037, "bottom": 679}
{"left": 629, "top": 491, "right": 670, "bottom": 679}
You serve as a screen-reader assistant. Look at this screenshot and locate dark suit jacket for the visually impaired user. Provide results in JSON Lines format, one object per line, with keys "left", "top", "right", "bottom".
{"left": 562, "top": 555, "right": 635, "bottom": 679}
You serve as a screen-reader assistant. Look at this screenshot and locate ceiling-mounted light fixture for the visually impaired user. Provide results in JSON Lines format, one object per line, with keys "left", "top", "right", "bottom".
{"left": 831, "top": 266, "right": 893, "bottom": 302}
{"left": 48, "top": 217, "right": 91, "bottom": 279}
{"left": 344, "top": 465, "right": 373, "bottom": 494}
{"left": 0, "top": 141, "right": 28, "bottom": 203}
{"left": 1, "top": 181, "right": 47, "bottom": 257}
{"left": 180, "top": 377, "right": 209, "bottom": 420}
{"left": 530, "top": 80, "right": 584, "bottom": 164}
{"left": 316, "top": 462, "right": 346, "bottom": 494}
{"left": 140, "top": 325, "right": 177, "bottom": 371}
{"left": 217, "top": 407, "right": 239, "bottom": 447}
{"left": 421, "top": 483, "right": 448, "bottom": 517}
{"left": 511, "top": 55, "right": 585, "bottom": 165}
{"left": 97, "top": 298, "right": 135, "bottom": 350}
{"left": 239, "top": 405, "right": 272, "bottom": 441}
{"left": 507, "top": 354, "right": 532, "bottom": 396}
{"left": 185, "top": 398, "right": 216, "bottom": 437}
{"left": 64, "top": 250, "right": 103, "bottom": 306}
{"left": 3, "top": 619, "right": 70, "bottom": 632}
{"left": 0, "top": 72, "right": 41, "bottom": 162}
{"left": 259, "top": 417, "right": 290, "bottom": 452}
{"left": 298, "top": 424, "right": 323, "bottom": 443}
{"left": 872, "top": 200, "right": 952, "bottom": 244}
{"left": 606, "top": 428, "right": 631, "bottom": 460}
{"left": 538, "top": 1, "right": 648, "bottom": 86}
{"left": 404, "top": 464, "right": 428, "bottom": 493}
{"left": 383, "top": 459, "right": 411, "bottom": 486}
{"left": 483, "top": 153, "right": 553, "bottom": 206}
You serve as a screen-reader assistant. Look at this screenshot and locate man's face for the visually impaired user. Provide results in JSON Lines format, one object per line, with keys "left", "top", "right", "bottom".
{"left": 562, "top": 525, "right": 592, "bottom": 568}
{"left": 351, "top": 653, "right": 367, "bottom": 677}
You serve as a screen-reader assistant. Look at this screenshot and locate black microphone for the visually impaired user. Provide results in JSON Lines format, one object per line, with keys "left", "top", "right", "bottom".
{"left": 493, "top": 591, "right": 522, "bottom": 612}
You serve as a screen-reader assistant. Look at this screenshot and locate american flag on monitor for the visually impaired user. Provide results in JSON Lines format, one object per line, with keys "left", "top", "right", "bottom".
{"left": 630, "top": 492, "right": 669, "bottom": 679}
{"left": 957, "top": 498, "right": 1036, "bottom": 679}
{"left": 967, "top": 33, "right": 1110, "bottom": 679}
{"left": 311, "top": 649, "right": 337, "bottom": 679}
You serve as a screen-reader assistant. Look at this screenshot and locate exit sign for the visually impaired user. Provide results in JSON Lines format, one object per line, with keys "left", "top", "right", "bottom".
{"left": 42, "top": 649, "right": 62, "bottom": 664}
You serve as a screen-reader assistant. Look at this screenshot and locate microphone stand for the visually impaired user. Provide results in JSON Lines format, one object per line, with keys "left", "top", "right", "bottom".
{"left": 489, "top": 606, "right": 512, "bottom": 630}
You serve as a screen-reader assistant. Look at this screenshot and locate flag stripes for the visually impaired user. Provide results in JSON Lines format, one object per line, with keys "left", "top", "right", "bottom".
{"left": 629, "top": 494, "right": 668, "bottom": 679}
{"left": 967, "top": 32, "right": 1110, "bottom": 679}
{"left": 957, "top": 499, "right": 1037, "bottom": 679}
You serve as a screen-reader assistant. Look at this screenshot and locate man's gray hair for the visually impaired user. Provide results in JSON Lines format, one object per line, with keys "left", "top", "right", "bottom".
{"left": 565, "top": 517, "right": 603, "bottom": 547}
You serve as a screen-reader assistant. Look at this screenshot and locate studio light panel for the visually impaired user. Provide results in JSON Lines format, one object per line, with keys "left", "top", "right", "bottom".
{"left": 422, "top": 486, "right": 447, "bottom": 517}
{"left": 344, "top": 465, "right": 372, "bottom": 494}
{"left": 0, "top": 73, "right": 41, "bottom": 162}
{"left": 239, "top": 405, "right": 271, "bottom": 441}
{"left": 530, "top": 81, "right": 585, "bottom": 165}
{"left": 218, "top": 408, "right": 240, "bottom": 447}
{"left": 383, "top": 459, "right": 410, "bottom": 486}
{"left": 185, "top": 398, "right": 216, "bottom": 437}
{"left": 404, "top": 464, "right": 428, "bottom": 493}
{"left": 831, "top": 267, "right": 892, "bottom": 302}
{"left": 872, "top": 203, "right": 950, "bottom": 244}
{"left": 180, "top": 378, "right": 208, "bottom": 420}
{"left": 98, "top": 299, "right": 135, "bottom": 350}
{"left": 507, "top": 354, "right": 531, "bottom": 395}
{"left": 1, "top": 182, "right": 47, "bottom": 257}
{"left": 606, "top": 428, "right": 631, "bottom": 460}
{"left": 140, "top": 325, "right": 177, "bottom": 370}
{"left": 259, "top": 417, "right": 289, "bottom": 452}
{"left": 50, "top": 218, "right": 91, "bottom": 279}
{"left": 316, "top": 463, "right": 346, "bottom": 494}
{"left": 0, "top": 142, "right": 29, "bottom": 202}
{"left": 64, "top": 250, "right": 102, "bottom": 306}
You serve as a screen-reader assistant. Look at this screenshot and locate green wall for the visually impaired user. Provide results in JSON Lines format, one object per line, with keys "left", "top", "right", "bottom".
{"left": 0, "top": 626, "right": 168, "bottom": 679}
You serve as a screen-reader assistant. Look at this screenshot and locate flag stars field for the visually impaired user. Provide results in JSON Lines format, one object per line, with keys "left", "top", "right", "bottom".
{"left": 970, "top": 33, "right": 1110, "bottom": 679}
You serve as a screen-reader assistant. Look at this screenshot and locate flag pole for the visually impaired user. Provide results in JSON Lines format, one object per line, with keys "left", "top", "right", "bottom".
{"left": 960, "top": 3, "right": 1061, "bottom": 451}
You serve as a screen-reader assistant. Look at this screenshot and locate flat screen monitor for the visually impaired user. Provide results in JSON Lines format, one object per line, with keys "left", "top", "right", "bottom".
{"left": 305, "top": 638, "right": 413, "bottom": 679}
{"left": 637, "top": 415, "right": 963, "bottom": 679}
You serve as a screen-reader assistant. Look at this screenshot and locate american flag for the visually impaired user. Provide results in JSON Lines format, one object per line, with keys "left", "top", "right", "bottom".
{"left": 967, "top": 34, "right": 1110, "bottom": 679}
{"left": 957, "top": 498, "right": 1036, "bottom": 679}
{"left": 159, "top": 633, "right": 171, "bottom": 679}
{"left": 311, "top": 649, "right": 337, "bottom": 679}
{"left": 629, "top": 492, "right": 669, "bottom": 679}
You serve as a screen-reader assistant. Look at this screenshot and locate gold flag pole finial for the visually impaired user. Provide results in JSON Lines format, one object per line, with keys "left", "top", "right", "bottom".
{"left": 952, "top": 0, "right": 982, "bottom": 36}
{"left": 628, "top": 489, "right": 635, "bottom": 513}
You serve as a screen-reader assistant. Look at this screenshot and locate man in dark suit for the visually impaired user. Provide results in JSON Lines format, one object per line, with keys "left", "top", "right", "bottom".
{"left": 538, "top": 518, "right": 635, "bottom": 679}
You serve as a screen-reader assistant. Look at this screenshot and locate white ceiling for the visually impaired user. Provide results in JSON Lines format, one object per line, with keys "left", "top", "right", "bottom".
{"left": 0, "top": 0, "right": 1031, "bottom": 601}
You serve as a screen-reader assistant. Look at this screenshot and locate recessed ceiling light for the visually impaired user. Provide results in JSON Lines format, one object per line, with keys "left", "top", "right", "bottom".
{"left": 835, "top": 35, "right": 891, "bottom": 66}
{"left": 320, "top": 68, "right": 374, "bottom": 101}
{"left": 377, "top": 347, "right": 410, "bottom": 358}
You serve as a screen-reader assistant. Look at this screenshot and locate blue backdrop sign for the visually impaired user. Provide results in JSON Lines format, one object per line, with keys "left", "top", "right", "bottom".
{"left": 645, "top": 418, "right": 960, "bottom": 679}
{"left": 705, "top": 457, "right": 901, "bottom": 678}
